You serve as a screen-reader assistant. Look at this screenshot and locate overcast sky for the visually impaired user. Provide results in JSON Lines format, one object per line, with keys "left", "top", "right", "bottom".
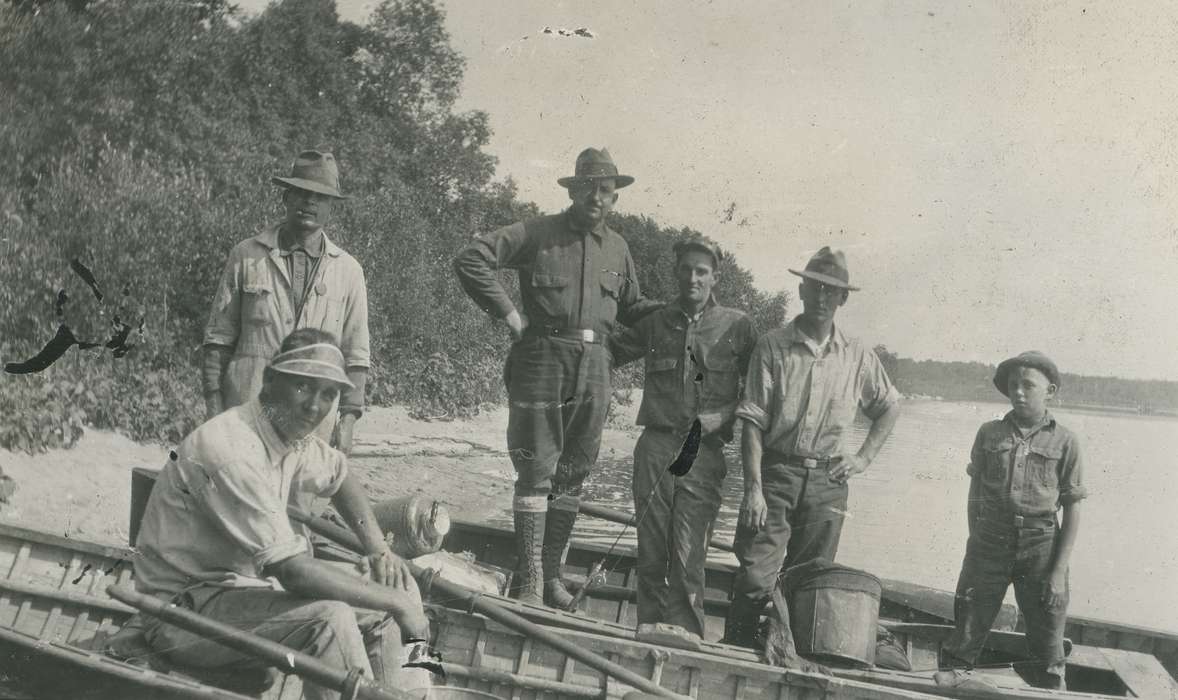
{"left": 242, "top": 1, "right": 1178, "bottom": 381}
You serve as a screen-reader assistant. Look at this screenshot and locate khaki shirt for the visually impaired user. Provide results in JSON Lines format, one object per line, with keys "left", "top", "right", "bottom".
{"left": 134, "top": 399, "right": 347, "bottom": 598}
{"left": 968, "top": 411, "right": 1088, "bottom": 516}
{"left": 737, "top": 318, "right": 898, "bottom": 457}
{"left": 203, "top": 225, "right": 370, "bottom": 409}
{"left": 453, "top": 211, "right": 660, "bottom": 336}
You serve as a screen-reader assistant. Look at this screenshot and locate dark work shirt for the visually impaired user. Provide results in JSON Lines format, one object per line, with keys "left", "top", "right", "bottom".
{"left": 968, "top": 411, "right": 1088, "bottom": 516}
{"left": 453, "top": 211, "right": 661, "bottom": 337}
{"left": 613, "top": 297, "right": 757, "bottom": 441}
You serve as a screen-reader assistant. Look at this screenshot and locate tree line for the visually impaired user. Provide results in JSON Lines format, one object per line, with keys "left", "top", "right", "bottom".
{"left": 874, "top": 347, "right": 1178, "bottom": 415}
{"left": 0, "top": 0, "right": 788, "bottom": 452}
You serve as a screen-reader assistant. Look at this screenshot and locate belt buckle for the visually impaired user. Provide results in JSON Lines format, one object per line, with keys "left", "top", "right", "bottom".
{"left": 801, "top": 457, "right": 818, "bottom": 469}
{"left": 579, "top": 329, "right": 596, "bottom": 343}
{"left": 1013, "top": 514, "right": 1025, "bottom": 528}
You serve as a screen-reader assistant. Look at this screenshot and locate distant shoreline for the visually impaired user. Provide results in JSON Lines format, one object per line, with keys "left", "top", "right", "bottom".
{"left": 900, "top": 395, "right": 1178, "bottom": 421}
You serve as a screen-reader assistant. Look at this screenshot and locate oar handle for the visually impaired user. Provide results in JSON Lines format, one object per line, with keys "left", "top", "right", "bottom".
{"left": 106, "top": 584, "right": 409, "bottom": 700}
{"left": 577, "top": 501, "right": 735, "bottom": 553}
{"left": 288, "top": 506, "right": 686, "bottom": 700}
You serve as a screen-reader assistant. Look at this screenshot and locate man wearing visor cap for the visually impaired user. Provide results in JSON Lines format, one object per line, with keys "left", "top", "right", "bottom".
{"left": 454, "top": 148, "right": 662, "bottom": 610}
{"left": 202, "top": 150, "right": 370, "bottom": 455}
{"left": 135, "top": 329, "right": 432, "bottom": 698}
{"left": 723, "top": 247, "right": 900, "bottom": 666}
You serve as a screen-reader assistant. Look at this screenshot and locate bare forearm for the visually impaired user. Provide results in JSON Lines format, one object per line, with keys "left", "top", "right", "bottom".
{"left": 741, "top": 420, "right": 764, "bottom": 492}
{"left": 1051, "top": 503, "right": 1081, "bottom": 574}
{"left": 331, "top": 476, "right": 386, "bottom": 556}
{"left": 273, "top": 555, "right": 426, "bottom": 634}
{"left": 857, "top": 403, "right": 900, "bottom": 465}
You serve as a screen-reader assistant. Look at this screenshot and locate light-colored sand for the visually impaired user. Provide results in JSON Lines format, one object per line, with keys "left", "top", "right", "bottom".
{"left": 0, "top": 394, "right": 643, "bottom": 547}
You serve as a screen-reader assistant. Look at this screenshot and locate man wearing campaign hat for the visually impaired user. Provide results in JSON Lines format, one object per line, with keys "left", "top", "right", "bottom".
{"left": 135, "top": 329, "right": 433, "bottom": 698}
{"left": 202, "top": 150, "right": 370, "bottom": 454}
{"left": 454, "top": 148, "right": 663, "bottom": 610}
{"left": 723, "top": 247, "right": 901, "bottom": 665}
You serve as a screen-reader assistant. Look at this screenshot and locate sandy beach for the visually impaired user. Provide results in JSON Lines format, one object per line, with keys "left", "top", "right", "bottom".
{"left": 0, "top": 396, "right": 644, "bottom": 548}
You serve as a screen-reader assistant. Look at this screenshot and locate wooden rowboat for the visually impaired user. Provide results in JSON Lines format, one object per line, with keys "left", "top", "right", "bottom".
{"left": 0, "top": 465, "right": 1172, "bottom": 699}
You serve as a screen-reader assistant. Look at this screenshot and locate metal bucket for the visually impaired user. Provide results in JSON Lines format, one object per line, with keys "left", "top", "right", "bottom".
{"left": 372, "top": 495, "right": 451, "bottom": 558}
{"left": 784, "top": 559, "right": 882, "bottom": 667}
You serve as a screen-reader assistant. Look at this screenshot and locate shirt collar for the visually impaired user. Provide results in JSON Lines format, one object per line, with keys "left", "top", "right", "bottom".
{"left": 670, "top": 294, "right": 717, "bottom": 323}
{"left": 1002, "top": 409, "right": 1056, "bottom": 436}
{"left": 247, "top": 398, "right": 297, "bottom": 465}
{"left": 784, "top": 316, "right": 846, "bottom": 351}
{"left": 256, "top": 224, "right": 341, "bottom": 257}
{"left": 564, "top": 209, "right": 606, "bottom": 238}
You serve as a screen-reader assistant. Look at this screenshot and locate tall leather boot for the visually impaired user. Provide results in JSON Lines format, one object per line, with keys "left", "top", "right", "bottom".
{"left": 513, "top": 510, "right": 545, "bottom": 606}
{"left": 541, "top": 506, "right": 578, "bottom": 610}
{"left": 721, "top": 593, "right": 763, "bottom": 649}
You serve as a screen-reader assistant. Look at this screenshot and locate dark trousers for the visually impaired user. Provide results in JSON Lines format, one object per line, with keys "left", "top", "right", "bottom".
{"left": 728, "top": 453, "right": 848, "bottom": 633}
{"left": 632, "top": 428, "right": 727, "bottom": 637}
{"left": 505, "top": 336, "right": 611, "bottom": 505}
{"left": 943, "top": 519, "right": 1068, "bottom": 684}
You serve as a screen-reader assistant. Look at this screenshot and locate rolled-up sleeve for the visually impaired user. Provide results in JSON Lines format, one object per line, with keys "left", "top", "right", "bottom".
{"left": 192, "top": 460, "right": 307, "bottom": 571}
{"left": 454, "top": 222, "right": 532, "bottom": 319}
{"left": 735, "top": 336, "right": 774, "bottom": 430}
{"left": 859, "top": 347, "right": 900, "bottom": 419}
{"left": 1058, "top": 433, "right": 1088, "bottom": 505}
{"left": 203, "top": 255, "right": 242, "bottom": 348}
{"left": 340, "top": 261, "right": 370, "bottom": 369}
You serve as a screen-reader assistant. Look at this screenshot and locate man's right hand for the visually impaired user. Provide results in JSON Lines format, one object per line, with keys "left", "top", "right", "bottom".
{"left": 739, "top": 487, "right": 768, "bottom": 530}
{"left": 204, "top": 393, "right": 223, "bottom": 419}
{"left": 505, "top": 309, "right": 529, "bottom": 342}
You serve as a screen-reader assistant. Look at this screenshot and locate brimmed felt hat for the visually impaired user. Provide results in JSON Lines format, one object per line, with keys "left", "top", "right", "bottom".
{"left": 557, "top": 148, "right": 634, "bottom": 189}
{"left": 788, "top": 246, "right": 859, "bottom": 291}
{"left": 673, "top": 235, "right": 724, "bottom": 268}
{"left": 993, "top": 351, "right": 1060, "bottom": 396}
{"left": 268, "top": 342, "right": 354, "bottom": 390}
{"left": 272, "top": 150, "right": 348, "bottom": 199}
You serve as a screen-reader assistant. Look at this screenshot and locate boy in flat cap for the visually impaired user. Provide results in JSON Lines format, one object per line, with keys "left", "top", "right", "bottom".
{"left": 454, "top": 148, "right": 662, "bottom": 610}
{"left": 203, "top": 150, "right": 370, "bottom": 454}
{"left": 723, "top": 247, "right": 900, "bottom": 667}
{"left": 936, "top": 351, "right": 1086, "bottom": 691}
{"left": 611, "top": 235, "right": 758, "bottom": 647}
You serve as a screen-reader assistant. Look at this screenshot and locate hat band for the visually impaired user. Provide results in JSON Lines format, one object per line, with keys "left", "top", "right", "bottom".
{"left": 575, "top": 163, "right": 620, "bottom": 178}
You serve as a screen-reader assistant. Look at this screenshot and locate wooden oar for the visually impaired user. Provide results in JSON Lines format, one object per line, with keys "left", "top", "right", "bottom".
{"left": 286, "top": 506, "right": 686, "bottom": 700}
{"left": 106, "top": 584, "right": 410, "bottom": 700}
{"left": 577, "top": 501, "right": 735, "bottom": 553}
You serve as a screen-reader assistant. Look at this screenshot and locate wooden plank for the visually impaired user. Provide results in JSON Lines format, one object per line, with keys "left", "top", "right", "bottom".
{"left": 1098, "top": 647, "right": 1178, "bottom": 699}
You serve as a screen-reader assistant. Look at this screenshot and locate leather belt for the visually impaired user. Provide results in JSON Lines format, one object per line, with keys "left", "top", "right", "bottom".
{"left": 529, "top": 326, "right": 601, "bottom": 344}
{"left": 783, "top": 455, "right": 834, "bottom": 470}
{"left": 982, "top": 509, "right": 1056, "bottom": 529}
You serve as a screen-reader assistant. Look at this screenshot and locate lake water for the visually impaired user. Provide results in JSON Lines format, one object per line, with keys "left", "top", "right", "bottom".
{"left": 497, "top": 400, "right": 1178, "bottom": 633}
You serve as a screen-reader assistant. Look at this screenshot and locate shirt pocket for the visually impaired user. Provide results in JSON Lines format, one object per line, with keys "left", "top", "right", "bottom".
{"left": 600, "top": 269, "right": 624, "bottom": 299}
{"left": 980, "top": 438, "right": 1013, "bottom": 484}
{"left": 700, "top": 348, "right": 739, "bottom": 405}
{"left": 241, "top": 267, "right": 275, "bottom": 327}
{"left": 529, "top": 271, "right": 569, "bottom": 318}
{"left": 1027, "top": 444, "right": 1062, "bottom": 488}
{"left": 645, "top": 355, "right": 679, "bottom": 398}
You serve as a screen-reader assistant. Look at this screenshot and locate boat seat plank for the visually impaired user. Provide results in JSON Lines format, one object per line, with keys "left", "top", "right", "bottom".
{"left": 1097, "top": 647, "right": 1178, "bottom": 699}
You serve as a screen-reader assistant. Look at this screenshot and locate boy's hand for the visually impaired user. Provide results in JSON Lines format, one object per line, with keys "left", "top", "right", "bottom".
{"left": 357, "top": 547, "right": 414, "bottom": 591}
{"left": 739, "top": 488, "right": 768, "bottom": 530}
{"left": 1042, "top": 569, "right": 1068, "bottom": 610}
{"left": 828, "top": 453, "right": 869, "bottom": 483}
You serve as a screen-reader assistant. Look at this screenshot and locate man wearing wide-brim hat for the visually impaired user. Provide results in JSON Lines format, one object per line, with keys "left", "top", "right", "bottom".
{"left": 723, "top": 246, "right": 901, "bottom": 667}
{"left": 202, "top": 150, "right": 370, "bottom": 454}
{"left": 454, "top": 147, "right": 662, "bottom": 610}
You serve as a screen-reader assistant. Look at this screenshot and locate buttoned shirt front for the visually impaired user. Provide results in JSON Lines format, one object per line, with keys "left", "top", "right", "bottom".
{"left": 613, "top": 297, "right": 757, "bottom": 440}
{"left": 204, "top": 225, "right": 369, "bottom": 408}
{"left": 453, "top": 211, "right": 660, "bottom": 337}
{"left": 736, "top": 318, "right": 898, "bottom": 457}
{"left": 968, "top": 411, "right": 1088, "bottom": 516}
{"left": 134, "top": 399, "right": 348, "bottom": 598}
